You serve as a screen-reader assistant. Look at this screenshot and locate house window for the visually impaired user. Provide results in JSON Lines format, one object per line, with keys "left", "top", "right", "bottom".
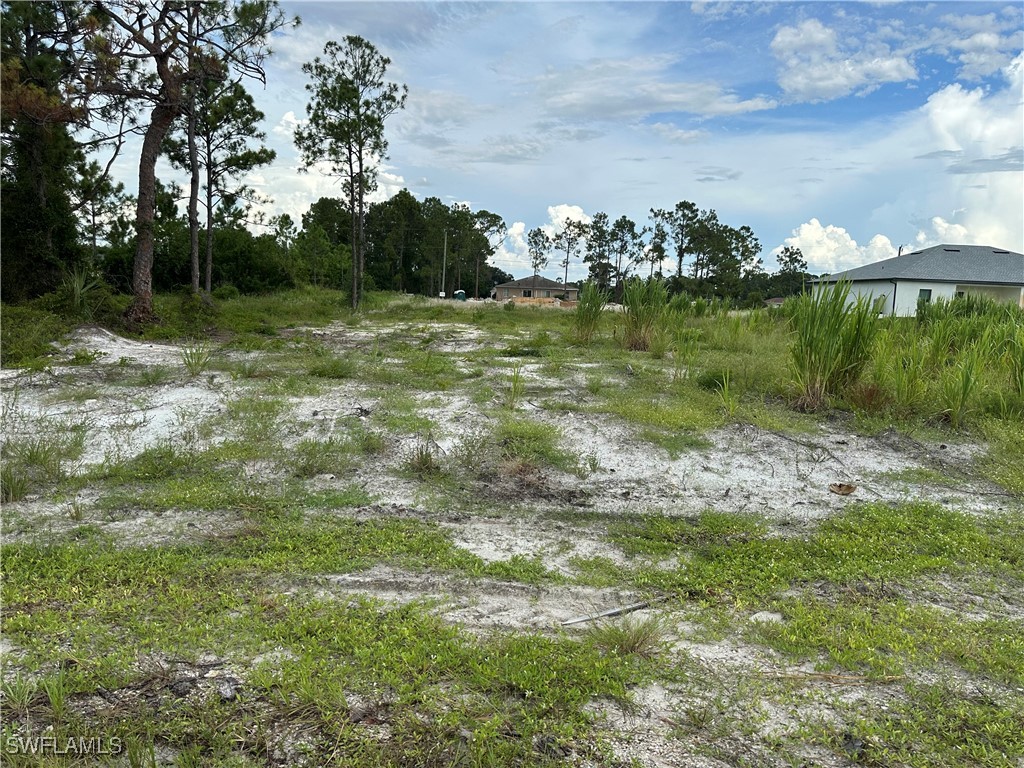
{"left": 522, "top": 290, "right": 532, "bottom": 298}
{"left": 544, "top": 290, "right": 551, "bottom": 298}
{"left": 503, "top": 289, "right": 509, "bottom": 298}
{"left": 918, "top": 289, "right": 932, "bottom": 303}
{"left": 955, "top": 291, "right": 965, "bottom": 298}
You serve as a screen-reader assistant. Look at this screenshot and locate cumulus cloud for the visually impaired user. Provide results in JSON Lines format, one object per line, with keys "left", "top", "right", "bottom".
{"left": 777, "top": 218, "right": 897, "bottom": 274}
{"left": 914, "top": 217, "right": 970, "bottom": 248}
{"left": 915, "top": 53, "right": 1024, "bottom": 249}
{"left": 272, "top": 111, "right": 305, "bottom": 138}
{"left": 546, "top": 204, "right": 592, "bottom": 230}
{"left": 491, "top": 220, "right": 532, "bottom": 275}
{"left": 771, "top": 19, "right": 917, "bottom": 102}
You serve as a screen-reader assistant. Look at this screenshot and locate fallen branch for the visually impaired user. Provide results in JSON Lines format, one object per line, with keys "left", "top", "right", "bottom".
{"left": 561, "top": 597, "right": 665, "bottom": 626}
{"left": 769, "top": 672, "right": 904, "bottom": 685}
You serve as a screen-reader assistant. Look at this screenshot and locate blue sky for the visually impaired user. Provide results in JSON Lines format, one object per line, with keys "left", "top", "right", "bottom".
{"left": 159, "top": 1, "right": 1024, "bottom": 280}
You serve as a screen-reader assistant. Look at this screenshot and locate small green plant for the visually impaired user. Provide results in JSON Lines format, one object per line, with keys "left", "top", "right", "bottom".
{"left": 308, "top": 355, "right": 357, "bottom": 379}
{"left": 180, "top": 340, "right": 213, "bottom": 377}
{"left": 41, "top": 670, "right": 71, "bottom": 724}
{"left": 407, "top": 441, "right": 444, "bottom": 478}
{"left": 59, "top": 264, "right": 106, "bottom": 321}
{"left": 1, "top": 675, "right": 37, "bottom": 717}
{"left": 1007, "top": 324, "right": 1024, "bottom": 395}
{"left": 1, "top": 463, "right": 29, "bottom": 503}
{"left": 586, "top": 614, "right": 668, "bottom": 660}
{"left": 937, "top": 343, "right": 983, "bottom": 429}
{"left": 130, "top": 364, "right": 173, "bottom": 387}
{"left": 672, "top": 327, "right": 700, "bottom": 381}
{"left": 506, "top": 363, "right": 526, "bottom": 410}
{"left": 717, "top": 370, "right": 740, "bottom": 418}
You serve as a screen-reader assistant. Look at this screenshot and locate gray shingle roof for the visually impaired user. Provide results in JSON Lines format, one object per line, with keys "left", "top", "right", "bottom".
{"left": 495, "top": 276, "right": 579, "bottom": 289}
{"left": 818, "top": 244, "right": 1024, "bottom": 286}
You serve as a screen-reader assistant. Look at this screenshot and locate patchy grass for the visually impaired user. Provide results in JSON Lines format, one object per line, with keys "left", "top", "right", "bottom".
{"left": 4, "top": 291, "right": 1024, "bottom": 766}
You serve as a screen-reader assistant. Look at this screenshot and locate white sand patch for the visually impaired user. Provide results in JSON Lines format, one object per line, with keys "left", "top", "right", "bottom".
{"left": 306, "top": 564, "right": 640, "bottom": 632}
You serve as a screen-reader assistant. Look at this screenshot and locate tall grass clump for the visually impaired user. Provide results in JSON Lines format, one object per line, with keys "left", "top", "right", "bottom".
{"left": 1006, "top": 324, "right": 1024, "bottom": 396}
{"left": 789, "top": 280, "right": 878, "bottom": 411}
{"left": 572, "top": 282, "right": 608, "bottom": 344}
{"left": 622, "top": 277, "right": 668, "bottom": 352}
{"left": 937, "top": 342, "right": 984, "bottom": 429}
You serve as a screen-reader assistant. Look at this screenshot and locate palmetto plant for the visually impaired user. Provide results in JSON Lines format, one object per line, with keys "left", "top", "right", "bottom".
{"left": 180, "top": 340, "right": 214, "bottom": 377}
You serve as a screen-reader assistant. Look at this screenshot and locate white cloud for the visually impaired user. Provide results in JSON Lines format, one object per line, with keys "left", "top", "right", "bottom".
{"left": 914, "top": 216, "right": 970, "bottom": 247}
{"left": 778, "top": 218, "right": 897, "bottom": 274}
{"left": 546, "top": 204, "right": 592, "bottom": 230}
{"left": 532, "top": 55, "right": 776, "bottom": 120}
{"left": 272, "top": 111, "right": 305, "bottom": 138}
{"left": 651, "top": 122, "right": 705, "bottom": 144}
{"left": 491, "top": 220, "right": 531, "bottom": 275}
{"left": 915, "top": 53, "right": 1024, "bottom": 249}
{"left": 771, "top": 19, "right": 917, "bottom": 102}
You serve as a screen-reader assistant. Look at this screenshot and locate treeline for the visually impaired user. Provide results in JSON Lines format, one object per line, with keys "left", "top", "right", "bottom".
{"left": 526, "top": 203, "right": 814, "bottom": 307}
{"left": 2, "top": 1, "right": 812, "bottom": 321}
{"left": 96, "top": 187, "right": 512, "bottom": 298}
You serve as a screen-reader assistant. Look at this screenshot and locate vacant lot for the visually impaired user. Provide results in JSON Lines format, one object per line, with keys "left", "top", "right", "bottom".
{"left": 2, "top": 294, "right": 1022, "bottom": 767}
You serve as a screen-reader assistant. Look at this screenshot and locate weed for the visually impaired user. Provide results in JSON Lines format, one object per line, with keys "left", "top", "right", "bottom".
{"left": 936, "top": 342, "right": 983, "bottom": 429}
{"left": 129, "top": 365, "right": 173, "bottom": 387}
{"left": 407, "top": 441, "right": 444, "bottom": 479}
{"left": 506, "top": 363, "right": 526, "bottom": 410}
{"left": 1, "top": 464, "right": 30, "bottom": 502}
{"left": 0, "top": 305, "right": 66, "bottom": 367}
{"left": 289, "top": 437, "right": 356, "bottom": 478}
{"left": 180, "top": 340, "right": 213, "bottom": 377}
{"left": 573, "top": 282, "right": 608, "bottom": 344}
{"left": 1, "top": 675, "right": 37, "bottom": 716}
{"left": 41, "top": 670, "right": 71, "bottom": 724}
{"left": 716, "top": 370, "right": 740, "bottom": 418}
{"left": 585, "top": 614, "right": 669, "bottom": 660}
{"left": 622, "top": 277, "right": 668, "bottom": 352}
{"left": 790, "top": 280, "right": 878, "bottom": 411}
{"left": 308, "top": 355, "right": 357, "bottom": 379}
{"left": 495, "top": 418, "right": 579, "bottom": 474}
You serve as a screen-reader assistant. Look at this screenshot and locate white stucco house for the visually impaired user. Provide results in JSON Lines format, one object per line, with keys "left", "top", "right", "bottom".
{"left": 815, "top": 244, "right": 1024, "bottom": 317}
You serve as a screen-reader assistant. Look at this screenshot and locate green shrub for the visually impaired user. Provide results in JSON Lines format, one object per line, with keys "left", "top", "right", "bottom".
{"left": 212, "top": 284, "right": 240, "bottom": 301}
{"left": 0, "top": 304, "right": 67, "bottom": 366}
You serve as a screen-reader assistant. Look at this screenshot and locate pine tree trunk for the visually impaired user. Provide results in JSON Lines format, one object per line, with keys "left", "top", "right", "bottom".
{"left": 205, "top": 167, "right": 215, "bottom": 294}
{"left": 127, "top": 102, "right": 177, "bottom": 325}
{"left": 187, "top": 99, "right": 201, "bottom": 295}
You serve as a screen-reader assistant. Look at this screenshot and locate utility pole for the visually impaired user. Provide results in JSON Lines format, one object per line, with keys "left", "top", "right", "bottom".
{"left": 440, "top": 229, "right": 447, "bottom": 298}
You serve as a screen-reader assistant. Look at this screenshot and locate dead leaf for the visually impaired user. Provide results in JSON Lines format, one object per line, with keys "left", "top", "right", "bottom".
{"left": 829, "top": 483, "right": 856, "bottom": 496}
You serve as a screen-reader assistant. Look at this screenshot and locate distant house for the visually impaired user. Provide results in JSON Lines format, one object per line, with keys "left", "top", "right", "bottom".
{"left": 815, "top": 244, "right": 1024, "bottom": 317}
{"left": 492, "top": 276, "right": 580, "bottom": 302}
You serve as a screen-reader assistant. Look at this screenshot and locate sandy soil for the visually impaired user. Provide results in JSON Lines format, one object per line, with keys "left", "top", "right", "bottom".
{"left": 2, "top": 323, "right": 1019, "bottom": 768}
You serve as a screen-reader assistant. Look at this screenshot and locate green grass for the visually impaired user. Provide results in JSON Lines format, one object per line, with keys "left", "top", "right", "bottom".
{"left": 4, "top": 290, "right": 1024, "bottom": 766}
{"left": 813, "top": 682, "right": 1024, "bottom": 767}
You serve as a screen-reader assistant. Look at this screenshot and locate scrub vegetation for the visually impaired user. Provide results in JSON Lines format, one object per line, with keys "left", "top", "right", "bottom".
{"left": 2, "top": 287, "right": 1023, "bottom": 767}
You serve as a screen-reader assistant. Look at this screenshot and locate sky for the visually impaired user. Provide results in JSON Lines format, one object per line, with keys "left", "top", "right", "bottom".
{"left": 132, "top": 1, "right": 1024, "bottom": 282}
